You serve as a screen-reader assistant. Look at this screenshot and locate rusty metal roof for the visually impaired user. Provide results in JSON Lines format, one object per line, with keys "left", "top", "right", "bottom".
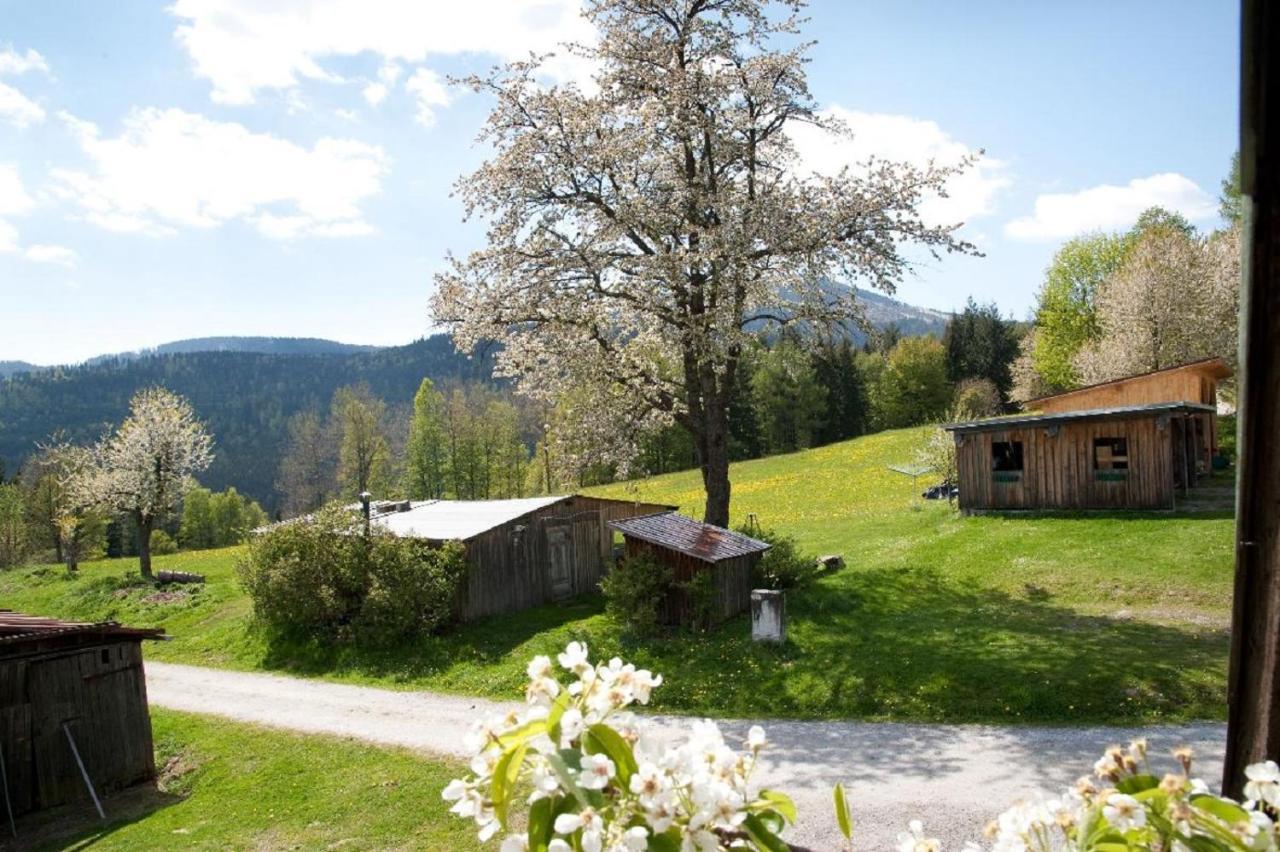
{"left": 0, "top": 611, "right": 165, "bottom": 646}
{"left": 608, "top": 512, "right": 771, "bottom": 563}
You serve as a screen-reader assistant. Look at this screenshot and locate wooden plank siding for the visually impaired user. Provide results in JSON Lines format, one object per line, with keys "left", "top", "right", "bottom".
{"left": 454, "top": 496, "right": 673, "bottom": 621}
{"left": 1031, "top": 359, "right": 1227, "bottom": 417}
{"left": 623, "top": 539, "right": 756, "bottom": 625}
{"left": 954, "top": 413, "right": 1185, "bottom": 512}
{"left": 0, "top": 640, "right": 155, "bottom": 817}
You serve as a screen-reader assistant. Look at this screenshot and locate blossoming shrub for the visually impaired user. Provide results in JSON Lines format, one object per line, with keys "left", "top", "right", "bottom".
{"left": 443, "top": 642, "right": 797, "bottom": 851}
{"left": 958, "top": 739, "right": 1280, "bottom": 852}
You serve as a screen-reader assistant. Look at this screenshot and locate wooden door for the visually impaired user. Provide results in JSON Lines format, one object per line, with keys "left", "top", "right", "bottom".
{"left": 546, "top": 525, "right": 572, "bottom": 600}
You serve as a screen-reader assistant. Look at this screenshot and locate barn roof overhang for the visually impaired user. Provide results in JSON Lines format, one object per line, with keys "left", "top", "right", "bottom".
{"left": 943, "top": 402, "right": 1216, "bottom": 434}
{"left": 0, "top": 610, "right": 165, "bottom": 658}
{"left": 608, "top": 511, "right": 771, "bottom": 564}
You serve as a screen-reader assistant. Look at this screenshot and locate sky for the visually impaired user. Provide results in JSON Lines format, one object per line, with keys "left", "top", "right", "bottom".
{"left": 0, "top": 0, "right": 1241, "bottom": 366}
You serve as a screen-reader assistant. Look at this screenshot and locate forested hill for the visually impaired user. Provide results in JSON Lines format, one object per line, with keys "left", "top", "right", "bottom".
{"left": 0, "top": 335, "right": 498, "bottom": 508}
{"left": 0, "top": 361, "right": 39, "bottom": 378}
{"left": 86, "top": 336, "right": 384, "bottom": 363}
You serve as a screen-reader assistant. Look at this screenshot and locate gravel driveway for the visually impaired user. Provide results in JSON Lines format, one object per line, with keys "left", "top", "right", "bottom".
{"left": 145, "top": 661, "right": 1226, "bottom": 850}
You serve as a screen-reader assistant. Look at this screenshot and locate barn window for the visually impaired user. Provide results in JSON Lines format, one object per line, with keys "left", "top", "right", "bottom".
{"left": 1094, "top": 437, "right": 1129, "bottom": 480}
{"left": 991, "top": 441, "right": 1024, "bottom": 481}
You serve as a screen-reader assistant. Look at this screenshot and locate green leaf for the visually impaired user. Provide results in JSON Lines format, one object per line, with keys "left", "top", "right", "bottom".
{"left": 756, "top": 790, "right": 798, "bottom": 825}
{"left": 833, "top": 783, "right": 853, "bottom": 840}
{"left": 1116, "top": 774, "right": 1159, "bottom": 795}
{"left": 648, "top": 830, "right": 682, "bottom": 852}
{"left": 1190, "top": 794, "right": 1250, "bottom": 827}
{"left": 742, "top": 813, "right": 792, "bottom": 852}
{"left": 755, "top": 810, "right": 785, "bottom": 835}
{"left": 496, "top": 717, "right": 548, "bottom": 749}
{"left": 527, "top": 796, "right": 554, "bottom": 852}
{"left": 546, "top": 690, "right": 572, "bottom": 741}
{"left": 491, "top": 741, "right": 527, "bottom": 829}
{"left": 543, "top": 751, "right": 589, "bottom": 809}
{"left": 582, "top": 723, "right": 638, "bottom": 785}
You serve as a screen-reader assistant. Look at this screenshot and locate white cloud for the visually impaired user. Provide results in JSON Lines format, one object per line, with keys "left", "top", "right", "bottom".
{"left": 0, "top": 219, "right": 17, "bottom": 253}
{"left": 0, "top": 46, "right": 49, "bottom": 76}
{"left": 24, "top": 244, "right": 78, "bottom": 267}
{"left": 362, "top": 81, "right": 389, "bottom": 106}
{"left": 0, "top": 80, "right": 45, "bottom": 127}
{"left": 405, "top": 67, "right": 450, "bottom": 127}
{"left": 52, "top": 107, "right": 389, "bottom": 239}
{"left": 0, "top": 164, "right": 35, "bottom": 217}
{"left": 789, "top": 107, "right": 1009, "bottom": 226}
{"left": 170, "top": 0, "right": 596, "bottom": 106}
{"left": 1004, "top": 173, "right": 1217, "bottom": 241}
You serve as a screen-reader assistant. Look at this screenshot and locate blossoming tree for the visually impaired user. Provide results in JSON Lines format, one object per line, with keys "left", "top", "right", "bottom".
{"left": 432, "top": 0, "right": 976, "bottom": 526}
{"left": 83, "top": 387, "right": 213, "bottom": 579}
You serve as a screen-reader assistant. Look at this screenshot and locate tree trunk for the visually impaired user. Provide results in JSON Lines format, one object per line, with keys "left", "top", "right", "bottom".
{"left": 694, "top": 393, "right": 732, "bottom": 528}
{"left": 137, "top": 514, "right": 154, "bottom": 580}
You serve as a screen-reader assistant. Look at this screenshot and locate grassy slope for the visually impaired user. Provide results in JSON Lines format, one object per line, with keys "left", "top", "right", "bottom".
{"left": 0, "top": 428, "right": 1234, "bottom": 723}
{"left": 22, "top": 709, "right": 471, "bottom": 851}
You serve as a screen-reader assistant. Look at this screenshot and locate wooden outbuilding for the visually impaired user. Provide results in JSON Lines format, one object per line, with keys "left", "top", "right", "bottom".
{"left": 367, "top": 495, "right": 674, "bottom": 621}
{"left": 0, "top": 611, "right": 163, "bottom": 823}
{"left": 945, "top": 402, "right": 1215, "bottom": 512}
{"left": 1024, "top": 357, "right": 1232, "bottom": 470}
{"left": 608, "top": 512, "right": 770, "bottom": 626}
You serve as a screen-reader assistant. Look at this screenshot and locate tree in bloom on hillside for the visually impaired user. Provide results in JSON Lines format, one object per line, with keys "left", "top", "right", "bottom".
{"left": 432, "top": 0, "right": 978, "bottom": 526}
{"left": 82, "top": 387, "right": 213, "bottom": 579}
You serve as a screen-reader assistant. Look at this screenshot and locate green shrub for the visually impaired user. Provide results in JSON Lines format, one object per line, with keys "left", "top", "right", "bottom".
{"left": 236, "top": 504, "right": 468, "bottom": 645}
{"left": 149, "top": 530, "right": 179, "bottom": 555}
{"left": 680, "top": 570, "right": 717, "bottom": 632}
{"left": 600, "top": 552, "right": 672, "bottom": 636}
{"left": 741, "top": 525, "right": 815, "bottom": 590}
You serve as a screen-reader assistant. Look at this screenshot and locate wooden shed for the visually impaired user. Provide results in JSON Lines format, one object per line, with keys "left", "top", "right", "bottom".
{"left": 368, "top": 495, "right": 673, "bottom": 621}
{"left": 0, "top": 612, "right": 163, "bottom": 823}
{"left": 1024, "top": 357, "right": 1232, "bottom": 467}
{"left": 608, "top": 512, "right": 770, "bottom": 625}
{"left": 945, "top": 402, "right": 1216, "bottom": 512}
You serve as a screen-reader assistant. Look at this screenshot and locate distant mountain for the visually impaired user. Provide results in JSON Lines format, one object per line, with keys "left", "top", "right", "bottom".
{"left": 85, "top": 336, "right": 382, "bottom": 365}
{"left": 852, "top": 288, "right": 951, "bottom": 339}
{"left": 0, "top": 361, "right": 39, "bottom": 379}
{"left": 0, "top": 335, "right": 496, "bottom": 510}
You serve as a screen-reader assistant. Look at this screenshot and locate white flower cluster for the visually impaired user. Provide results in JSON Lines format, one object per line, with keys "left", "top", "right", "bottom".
{"left": 953, "top": 740, "right": 1280, "bottom": 852}
{"left": 443, "top": 643, "right": 786, "bottom": 852}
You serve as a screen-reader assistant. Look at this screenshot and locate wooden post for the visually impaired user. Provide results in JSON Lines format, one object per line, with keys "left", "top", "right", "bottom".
{"left": 1223, "top": 0, "right": 1280, "bottom": 798}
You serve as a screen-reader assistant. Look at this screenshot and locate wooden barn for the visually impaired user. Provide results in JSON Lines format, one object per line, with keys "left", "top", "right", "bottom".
{"left": 608, "top": 512, "right": 770, "bottom": 626}
{"left": 0, "top": 612, "right": 163, "bottom": 824}
{"left": 1024, "top": 357, "right": 1231, "bottom": 471}
{"left": 945, "top": 402, "right": 1216, "bottom": 512}
{"left": 368, "top": 495, "right": 673, "bottom": 620}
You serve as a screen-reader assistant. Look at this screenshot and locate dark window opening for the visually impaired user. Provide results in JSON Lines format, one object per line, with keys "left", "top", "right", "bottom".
{"left": 992, "top": 441, "right": 1024, "bottom": 473}
{"left": 100, "top": 649, "right": 110, "bottom": 665}
{"left": 1094, "top": 437, "right": 1129, "bottom": 479}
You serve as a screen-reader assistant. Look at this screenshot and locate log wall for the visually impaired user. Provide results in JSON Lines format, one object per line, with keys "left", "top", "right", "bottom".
{"left": 624, "top": 539, "right": 756, "bottom": 625}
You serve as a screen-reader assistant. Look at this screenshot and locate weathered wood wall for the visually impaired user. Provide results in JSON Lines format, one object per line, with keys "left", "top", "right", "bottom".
{"left": 1034, "top": 367, "right": 1220, "bottom": 415}
{"left": 456, "top": 497, "right": 671, "bottom": 621}
{"left": 954, "top": 414, "right": 1181, "bottom": 512}
{"left": 0, "top": 640, "right": 155, "bottom": 817}
{"left": 624, "top": 539, "right": 756, "bottom": 625}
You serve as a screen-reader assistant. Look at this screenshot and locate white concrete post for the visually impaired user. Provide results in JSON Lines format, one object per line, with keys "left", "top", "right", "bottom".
{"left": 751, "top": 589, "right": 785, "bottom": 643}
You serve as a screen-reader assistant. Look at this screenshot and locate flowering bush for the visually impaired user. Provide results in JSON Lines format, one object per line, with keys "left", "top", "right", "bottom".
{"left": 956, "top": 739, "right": 1280, "bottom": 852}
{"left": 443, "top": 642, "right": 796, "bottom": 851}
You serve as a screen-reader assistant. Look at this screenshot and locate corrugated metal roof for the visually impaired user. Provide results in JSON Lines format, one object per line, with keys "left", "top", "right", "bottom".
{"left": 943, "top": 401, "right": 1215, "bottom": 434}
{"left": 608, "top": 512, "right": 771, "bottom": 563}
{"left": 0, "top": 610, "right": 164, "bottom": 646}
{"left": 371, "top": 495, "right": 571, "bottom": 541}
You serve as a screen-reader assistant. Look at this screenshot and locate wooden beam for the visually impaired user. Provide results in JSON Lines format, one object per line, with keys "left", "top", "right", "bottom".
{"left": 1224, "top": 0, "right": 1280, "bottom": 798}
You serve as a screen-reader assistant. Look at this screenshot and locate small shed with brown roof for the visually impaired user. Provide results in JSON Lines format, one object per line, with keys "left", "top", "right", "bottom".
{"left": 0, "top": 611, "right": 163, "bottom": 823}
{"left": 608, "top": 513, "right": 771, "bottom": 626}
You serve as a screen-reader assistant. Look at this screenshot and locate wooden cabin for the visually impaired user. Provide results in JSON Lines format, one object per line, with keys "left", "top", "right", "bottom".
{"left": 0, "top": 612, "right": 163, "bottom": 822}
{"left": 608, "top": 512, "right": 770, "bottom": 626}
{"left": 945, "top": 402, "right": 1215, "bottom": 512}
{"left": 368, "top": 495, "right": 673, "bottom": 621}
{"left": 1024, "top": 357, "right": 1232, "bottom": 468}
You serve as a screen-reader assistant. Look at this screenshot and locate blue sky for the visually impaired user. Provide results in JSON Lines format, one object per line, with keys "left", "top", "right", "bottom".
{"left": 0, "top": 0, "right": 1240, "bottom": 365}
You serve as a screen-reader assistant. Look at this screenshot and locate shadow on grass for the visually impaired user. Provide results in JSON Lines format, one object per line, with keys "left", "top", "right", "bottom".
{"left": 244, "top": 566, "right": 1227, "bottom": 724}
{"left": 254, "top": 593, "right": 607, "bottom": 685}
{"left": 2, "top": 784, "right": 183, "bottom": 852}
